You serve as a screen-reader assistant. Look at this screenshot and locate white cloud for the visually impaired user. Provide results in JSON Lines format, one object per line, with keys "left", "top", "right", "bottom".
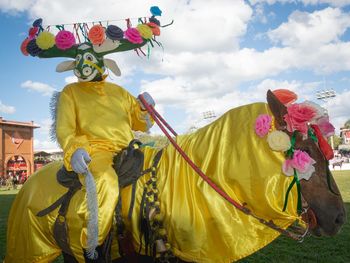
{"left": 34, "top": 139, "right": 60, "bottom": 151}
{"left": 35, "top": 118, "right": 52, "bottom": 134}
{"left": 302, "top": 0, "right": 350, "bottom": 7}
{"left": 0, "top": 0, "right": 34, "bottom": 13}
{"left": 141, "top": 77, "right": 326, "bottom": 131}
{"left": 268, "top": 8, "right": 350, "bottom": 48}
{"left": 64, "top": 76, "right": 78, "bottom": 84}
{"left": 249, "top": 0, "right": 350, "bottom": 7}
{"left": 252, "top": 78, "right": 322, "bottom": 101}
{"left": 21, "top": 80, "right": 56, "bottom": 96}
{"left": 0, "top": 100, "right": 16, "bottom": 114}
{"left": 323, "top": 89, "right": 350, "bottom": 132}
{"left": 33, "top": 118, "right": 60, "bottom": 151}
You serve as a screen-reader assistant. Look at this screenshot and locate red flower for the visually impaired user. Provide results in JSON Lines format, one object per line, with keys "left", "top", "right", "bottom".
{"left": 284, "top": 103, "right": 317, "bottom": 134}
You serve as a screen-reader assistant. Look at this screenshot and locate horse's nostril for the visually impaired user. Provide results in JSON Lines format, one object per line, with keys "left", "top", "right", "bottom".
{"left": 335, "top": 213, "right": 345, "bottom": 225}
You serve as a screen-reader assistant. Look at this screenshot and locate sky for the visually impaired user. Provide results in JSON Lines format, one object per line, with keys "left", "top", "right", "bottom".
{"left": 0, "top": 0, "right": 350, "bottom": 151}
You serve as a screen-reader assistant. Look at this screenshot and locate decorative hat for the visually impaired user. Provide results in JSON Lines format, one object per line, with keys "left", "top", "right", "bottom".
{"left": 20, "top": 6, "right": 170, "bottom": 82}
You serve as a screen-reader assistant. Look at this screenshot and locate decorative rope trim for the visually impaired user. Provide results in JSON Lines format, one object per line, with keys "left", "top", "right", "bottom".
{"left": 84, "top": 169, "right": 99, "bottom": 259}
{"left": 49, "top": 91, "right": 61, "bottom": 143}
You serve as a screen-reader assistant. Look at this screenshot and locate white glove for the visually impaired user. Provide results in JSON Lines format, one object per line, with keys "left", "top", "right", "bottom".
{"left": 71, "top": 148, "right": 91, "bottom": 174}
{"left": 138, "top": 92, "right": 155, "bottom": 110}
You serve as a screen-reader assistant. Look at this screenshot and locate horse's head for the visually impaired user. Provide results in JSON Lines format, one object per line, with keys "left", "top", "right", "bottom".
{"left": 267, "top": 90, "right": 346, "bottom": 236}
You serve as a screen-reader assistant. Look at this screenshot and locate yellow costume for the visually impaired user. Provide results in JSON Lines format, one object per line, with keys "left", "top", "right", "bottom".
{"left": 6, "top": 100, "right": 300, "bottom": 263}
{"left": 5, "top": 81, "right": 151, "bottom": 262}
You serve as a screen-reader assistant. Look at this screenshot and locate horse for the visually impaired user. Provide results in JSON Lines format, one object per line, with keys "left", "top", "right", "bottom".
{"left": 5, "top": 90, "right": 346, "bottom": 263}
{"left": 332, "top": 160, "right": 343, "bottom": 170}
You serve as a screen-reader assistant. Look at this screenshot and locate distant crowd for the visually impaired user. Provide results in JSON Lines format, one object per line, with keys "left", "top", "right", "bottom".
{"left": 0, "top": 172, "right": 28, "bottom": 190}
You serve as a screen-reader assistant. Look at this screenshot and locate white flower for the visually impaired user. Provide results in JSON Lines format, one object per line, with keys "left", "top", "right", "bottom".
{"left": 267, "top": 130, "right": 291, "bottom": 152}
{"left": 302, "top": 101, "right": 327, "bottom": 122}
{"left": 298, "top": 164, "right": 316, "bottom": 181}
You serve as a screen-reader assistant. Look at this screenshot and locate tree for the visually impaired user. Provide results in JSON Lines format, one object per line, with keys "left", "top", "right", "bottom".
{"left": 328, "top": 135, "right": 341, "bottom": 150}
{"left": 344, "top": 119, "right": 350, "bottom": 129}
{"left": 331, "top": 135, "right": 342, "bottom": 150}
{"left": 133, "top": 131, "right": 168, "bottom": 148}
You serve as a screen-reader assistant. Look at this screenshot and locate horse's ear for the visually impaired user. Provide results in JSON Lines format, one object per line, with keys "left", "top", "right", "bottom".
{"left": 267, "top": 90, "right": 288, "bottom": 130}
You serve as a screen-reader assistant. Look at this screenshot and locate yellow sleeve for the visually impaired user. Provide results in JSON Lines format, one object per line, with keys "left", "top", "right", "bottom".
{"left": 56, "top": 87, "right": 90, "bottom": 171}
{"left": 125, "top": 92, "right": 154, "bottom": 132}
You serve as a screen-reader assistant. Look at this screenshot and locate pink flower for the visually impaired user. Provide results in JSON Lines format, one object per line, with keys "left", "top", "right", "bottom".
{"left": 55, "top": 30, "right": 76, "bottom": 50}
{"left": 282, "top": 159, "right": 294, "bottom": 176}
{"left": 255, "top": 114, "right": 272, "bottom": 137}
{"left": 316, "top": 116, "right": 335, "bottom": 137}
{"left": 282, "top": 150, "right": 316, "bottom": 180}
{"left": 284, "top": 103, "right": 317, "bottom": 134}
{"left": 292, "top": 150, "right": 314, "bottom": 173}
{"left": 124, "top": 28, "right": 143, "bottom": 44}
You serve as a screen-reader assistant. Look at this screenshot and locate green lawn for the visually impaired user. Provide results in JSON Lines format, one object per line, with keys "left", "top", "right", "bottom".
{"left": 1, "top": 171, "right": 349, "bottom": 262}
{"left": 238, "top": 170, "right": 350, "bottom": 263}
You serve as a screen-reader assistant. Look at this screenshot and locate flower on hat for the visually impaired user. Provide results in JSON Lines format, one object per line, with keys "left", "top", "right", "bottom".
{"left": 150, "top": 6, "right": 162, "bottom": 16}
{"left": 255, "top": 114, "right": 272, "bottom": 138}
{"left": 20, "top": 38, "right": 30, "bottom": 56}
{"left": 29, "top": 27, "right": 39, "bottom": 39}
{"left": 36, "top": 31, "right": 55, "bottom": 50}
{"left": 124, "top": 28, "right": 143, "bottom": 44}
{"left": 32, "top": 18, "right": 43, "bottom": 27}
{"left": 146, "top": 22, "right": 161, "bottom": 36}
{"left": 26, "top": 39, "right": 42, "bottom": 56}
{"left": 137, "top": 24, "right": 153, "bottom": 39}
{"left": 267, "top": 130, "right": 291, "bottom": 152}
{"left": 55, "top": 30, "right": 76, "bottom": 50}
{"left": 88, "top": 25, "right": 106, "bottom": 45}
{"left": 106, "top": 25, "right": 124, "bottom": 40}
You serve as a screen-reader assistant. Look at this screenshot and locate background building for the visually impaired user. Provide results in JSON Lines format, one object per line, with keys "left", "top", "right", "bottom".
{"left": 34, "top": 150, "right": 63, "bottom": 171}
{"left": 0, "top": 117, "right": 39, "bottom": 181}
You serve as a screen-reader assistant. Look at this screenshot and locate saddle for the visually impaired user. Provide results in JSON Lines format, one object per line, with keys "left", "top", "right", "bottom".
{"left": 36, "top": 139, "right": 161, "bottom": 262}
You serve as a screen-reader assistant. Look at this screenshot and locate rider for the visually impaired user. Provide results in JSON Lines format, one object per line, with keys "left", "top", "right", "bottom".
{"left": 56, "top": 64, "right": 155, "bottom": 249}
{"left": 16, "top": 14, "right": 163, "bottom": 261}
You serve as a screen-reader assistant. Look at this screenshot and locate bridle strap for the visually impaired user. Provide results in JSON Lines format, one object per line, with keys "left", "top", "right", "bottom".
{"left": 138, "top": 94, "right": 310, "bottom": 241}
{"left": 301, "top": 195, "right": 317, "bottom": 230}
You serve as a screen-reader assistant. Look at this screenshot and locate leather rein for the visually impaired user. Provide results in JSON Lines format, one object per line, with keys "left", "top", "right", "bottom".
{"left": 138, "top": 95, "right": 313, "bottom": 242}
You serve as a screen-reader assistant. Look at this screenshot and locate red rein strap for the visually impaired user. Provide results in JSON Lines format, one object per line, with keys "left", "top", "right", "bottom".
{"left": 138, "top": 95, "right": 309, "bottom": 241}
{"left": 139, "top": 95, "right": 249, "bottom": 212}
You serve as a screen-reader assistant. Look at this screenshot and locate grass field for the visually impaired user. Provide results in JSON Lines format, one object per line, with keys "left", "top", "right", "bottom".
{"left": 1, "top": 171, "right": 349, "bottom": 262}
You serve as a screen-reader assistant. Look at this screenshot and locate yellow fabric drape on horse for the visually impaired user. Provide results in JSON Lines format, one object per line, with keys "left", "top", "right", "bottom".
{"left": 6, "top": 98, "right": 301, "bottom": 262}
{"left": 119, "top": 103, "right": 301, "bottom": 262}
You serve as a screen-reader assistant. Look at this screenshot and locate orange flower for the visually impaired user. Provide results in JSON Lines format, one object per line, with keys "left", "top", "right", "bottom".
{"left": 88, "top": 25, "right": 105, "bottom": 45}
{"left": 146, "top": 22, "right": 161, "bottom": 36}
